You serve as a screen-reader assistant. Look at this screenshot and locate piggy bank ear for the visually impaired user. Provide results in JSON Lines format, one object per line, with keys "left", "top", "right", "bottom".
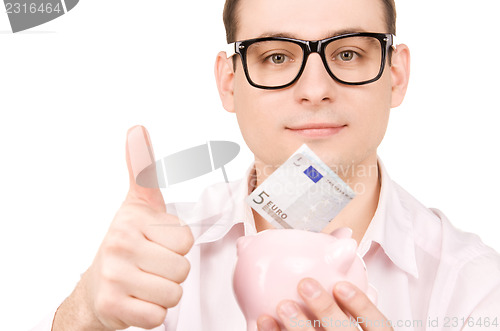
{"left": 236, "top": 236, "right": 253, "bottom": 254}
{"left": 326, "top": 239, "right": 357, "bottom": 274}
{"left": 329, "top": 227, "right": 353, "bottom": 239}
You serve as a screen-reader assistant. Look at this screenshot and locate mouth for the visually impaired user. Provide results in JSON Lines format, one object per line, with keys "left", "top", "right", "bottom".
{"left": 286, "top": 123, "right": 347, "bottom": 138}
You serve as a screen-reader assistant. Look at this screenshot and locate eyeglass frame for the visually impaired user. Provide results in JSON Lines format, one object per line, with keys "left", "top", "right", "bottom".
{"left": 225, "top": 32, "right": 397, "bottom": 90}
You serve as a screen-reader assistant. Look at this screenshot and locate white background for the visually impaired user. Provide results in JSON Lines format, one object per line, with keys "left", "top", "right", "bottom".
{"left": 1, "top": 1, "right": 499, "bottom": 330}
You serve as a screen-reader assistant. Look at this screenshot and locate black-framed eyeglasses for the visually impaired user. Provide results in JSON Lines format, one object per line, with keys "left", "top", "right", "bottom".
{"left": 226, "top": 32, "right": 396, "bottom": 90}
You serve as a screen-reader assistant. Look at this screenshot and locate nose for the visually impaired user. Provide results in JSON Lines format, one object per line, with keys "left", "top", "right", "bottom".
{"left": 293, "top": 53, "right": 338, "bottom": 107}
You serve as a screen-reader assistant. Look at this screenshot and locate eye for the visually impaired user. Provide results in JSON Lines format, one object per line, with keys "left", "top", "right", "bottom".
{"left": 339, "top": 51, "right": 355, "bottom": 61}
{"left": 267, "top": 53, "right": 288, "bottom": 64}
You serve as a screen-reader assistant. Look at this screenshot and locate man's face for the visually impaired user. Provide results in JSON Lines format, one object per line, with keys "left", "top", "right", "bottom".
{"left": 222, "top": 0, "right": 406, "bottom": 184}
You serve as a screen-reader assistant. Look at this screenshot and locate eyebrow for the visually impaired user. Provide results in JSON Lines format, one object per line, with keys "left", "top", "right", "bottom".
{"left": 257, "top": 28, "right": 369, "bottom": 40}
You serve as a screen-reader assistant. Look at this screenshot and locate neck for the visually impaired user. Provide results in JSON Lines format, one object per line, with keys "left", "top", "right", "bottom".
{"left": 252, "top": 154, "right": 381, "bottom": 244}
{"left": 321, "top": 155, "right": 381, "bottom": 244}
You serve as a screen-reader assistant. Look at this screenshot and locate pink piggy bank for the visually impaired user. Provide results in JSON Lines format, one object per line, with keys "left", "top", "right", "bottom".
{"left": 233, "top": 228, "right": 377, "bottom": 330}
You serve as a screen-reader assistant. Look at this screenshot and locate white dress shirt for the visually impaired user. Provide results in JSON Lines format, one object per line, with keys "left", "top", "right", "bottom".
{"left": 32, "top": 159, "right": 500, "bottom": 330}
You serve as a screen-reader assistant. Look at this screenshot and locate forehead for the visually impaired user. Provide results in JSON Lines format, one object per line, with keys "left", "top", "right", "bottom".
{"left": 236, "top": 0, "right": 386, "bottom": 41}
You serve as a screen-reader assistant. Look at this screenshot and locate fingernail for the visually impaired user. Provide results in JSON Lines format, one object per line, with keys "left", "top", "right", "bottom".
{"left": 300, "top": 279, "right": 321, "bottom": 299}
{"left": 127, "top": 126, "right": 155, "bottom": 183}
{"left": 335, "top": 282, "right": 356, "bottom": 299}
{"left": 257, "top": 316, "right": 276, "bottom": 331}
{"left": 279, "top": 301, "right": 298, "bottom": 318}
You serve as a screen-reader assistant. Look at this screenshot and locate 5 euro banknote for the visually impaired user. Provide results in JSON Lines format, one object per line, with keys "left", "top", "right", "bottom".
{"left": 246, "top": 145, "right": 355, "bottom": 232}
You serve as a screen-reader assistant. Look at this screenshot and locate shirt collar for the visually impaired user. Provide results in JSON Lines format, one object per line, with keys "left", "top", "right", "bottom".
{"left": 359, "top": 158, "right": 419, "bottom": 278}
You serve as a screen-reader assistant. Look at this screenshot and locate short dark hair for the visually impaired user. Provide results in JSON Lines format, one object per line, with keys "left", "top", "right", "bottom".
{"left": 223, "top": 0, "right": 397, "bottom": 43}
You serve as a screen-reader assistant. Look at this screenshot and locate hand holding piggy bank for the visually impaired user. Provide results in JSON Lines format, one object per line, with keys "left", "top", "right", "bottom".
{"left": 232, "top": 228, "right": 377, "bottom": 331}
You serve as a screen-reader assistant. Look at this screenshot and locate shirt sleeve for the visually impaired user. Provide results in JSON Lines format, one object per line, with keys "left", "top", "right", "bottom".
{"left": 462, "top": 285, "right": 500, "bottom": 331}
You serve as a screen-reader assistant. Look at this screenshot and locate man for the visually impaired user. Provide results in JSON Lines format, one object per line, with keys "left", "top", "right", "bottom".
{"left": 35, "top": 0, "right": 500, "bottom": 330}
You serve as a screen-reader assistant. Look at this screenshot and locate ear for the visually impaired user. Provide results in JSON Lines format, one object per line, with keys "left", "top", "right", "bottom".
{"left": 214, "top": 51, "right": 236, "bottom": 113}
{"left": 390, "top": 44, "right": 411, "bottom": 108}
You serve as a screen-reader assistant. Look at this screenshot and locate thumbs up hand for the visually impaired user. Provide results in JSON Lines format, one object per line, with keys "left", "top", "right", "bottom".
{"left": 53, "top": 126, "right": 194, "bottom": 330}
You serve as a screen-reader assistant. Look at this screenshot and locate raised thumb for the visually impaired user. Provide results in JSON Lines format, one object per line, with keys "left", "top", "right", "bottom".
{"left": 125, "top": 125, "right": 166, "bottom": 213}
